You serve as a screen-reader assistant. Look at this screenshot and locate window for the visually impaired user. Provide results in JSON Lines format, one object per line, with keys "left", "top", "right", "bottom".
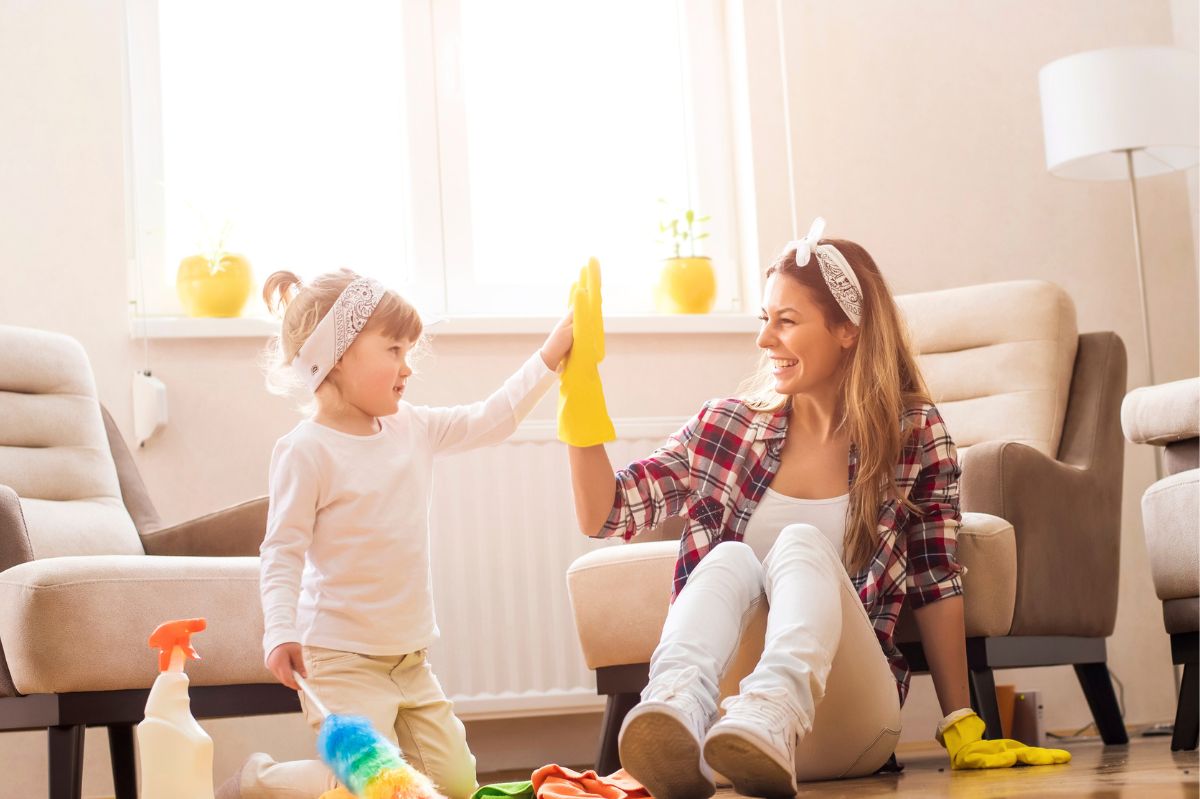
{"left": 126, "top": 0, "right": 741, "bottom": 318}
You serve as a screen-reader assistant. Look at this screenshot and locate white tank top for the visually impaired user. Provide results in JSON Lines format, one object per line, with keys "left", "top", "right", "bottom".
{"left": 741, "top": 487, "right": 851, "bottom": 562}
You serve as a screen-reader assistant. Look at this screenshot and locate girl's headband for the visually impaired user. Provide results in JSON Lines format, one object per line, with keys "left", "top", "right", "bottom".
{"left": 292, "top": 277, "right": 386, "bottom": 392}
{"left": 785, "top": 217, "right": 864, "bottom": 326}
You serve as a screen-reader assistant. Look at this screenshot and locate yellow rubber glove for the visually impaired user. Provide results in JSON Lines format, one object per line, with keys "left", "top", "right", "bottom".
{"left": 938, "top": 710, "right": 1071, "bottom": 769}
{"left": 557, "top": 258, "right": 616, "bottom": 447}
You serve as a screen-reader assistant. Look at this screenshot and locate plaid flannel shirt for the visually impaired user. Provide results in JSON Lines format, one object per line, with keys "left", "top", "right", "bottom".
{"left": 596, "top": 397, "right": 964, "bottom": 704}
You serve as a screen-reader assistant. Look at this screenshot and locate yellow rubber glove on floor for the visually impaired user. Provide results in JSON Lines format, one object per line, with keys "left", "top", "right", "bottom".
{"left": 557, "top": 258, "right": 616, "bottom": 447}
{"left": 939, "top": 710, "right": 1071, "bottom": 769}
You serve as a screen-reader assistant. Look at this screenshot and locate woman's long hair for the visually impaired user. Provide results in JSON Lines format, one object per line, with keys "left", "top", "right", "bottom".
{"left": 737, "top": 239, "right": 930, "bottom": 574}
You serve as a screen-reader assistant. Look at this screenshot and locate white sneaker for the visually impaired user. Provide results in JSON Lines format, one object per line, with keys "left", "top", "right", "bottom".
{"left": 702, "top": 688, "right": 802, "bottom": 798}
{"left": 618, "top": 666, "right": 716, "bottom": 799}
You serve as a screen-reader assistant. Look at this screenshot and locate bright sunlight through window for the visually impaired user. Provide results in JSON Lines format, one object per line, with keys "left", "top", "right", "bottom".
{"left": 158, "top": 2, "right": 411, "bottom": 291}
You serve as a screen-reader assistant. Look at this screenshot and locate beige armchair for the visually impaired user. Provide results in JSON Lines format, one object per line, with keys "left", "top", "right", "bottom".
{"left": 0, "top": 325, "right": 294, "bottom": 799}
{"left": 567, "top": 281, "right": 1128, "bottom": 773}
{"left": 1122, "top": 377, "right": 1198, "bottom": 751}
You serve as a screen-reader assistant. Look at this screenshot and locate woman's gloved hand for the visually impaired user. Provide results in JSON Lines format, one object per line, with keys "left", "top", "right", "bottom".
{"left": 557, "top": 258, "right": 615, "bottom": 447}
{"left": 937, "top": 709, "right": 1071, "bottom": 769}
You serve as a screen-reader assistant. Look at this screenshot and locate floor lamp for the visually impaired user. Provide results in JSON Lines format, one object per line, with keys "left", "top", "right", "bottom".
{"left": 1038, "top": 46, "right": 1199, "bottom": 394}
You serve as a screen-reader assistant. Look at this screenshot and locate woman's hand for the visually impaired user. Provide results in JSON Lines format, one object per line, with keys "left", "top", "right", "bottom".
{"left": 540, "top": 309, "right": 574, "bottom": 371}
{"left": 267, "top": 642, "right": 306, "bottom": 690}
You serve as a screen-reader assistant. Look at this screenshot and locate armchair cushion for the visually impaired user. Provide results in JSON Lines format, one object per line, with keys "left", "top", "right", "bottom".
{"left": 0, "top": 555, "right": 271, "bottom": 695}
{"left": 896, "top": 281, "right": 1078, "bottom": 459}
{"left": 1121, "top": 378, "right": 1200, "bottom": 447}
{"left": 0, "top": 325, "right": 143, "bottom": 558}
{"left": 140, "top": 497, "right": 269, "bottom": 557}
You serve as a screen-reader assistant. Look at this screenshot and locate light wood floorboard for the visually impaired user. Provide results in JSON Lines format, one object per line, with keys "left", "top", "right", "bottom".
{"left": 480, "top": 734, "right": 1198, "bottom": 797}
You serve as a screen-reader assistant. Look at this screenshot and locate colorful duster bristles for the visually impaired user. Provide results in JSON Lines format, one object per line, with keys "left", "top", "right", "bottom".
{"left": 318, "top": 714, "right": 445, "bottom": 799}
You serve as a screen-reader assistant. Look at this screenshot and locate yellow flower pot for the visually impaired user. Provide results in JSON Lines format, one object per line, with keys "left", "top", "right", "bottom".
{"left": 176, "top": 254, "right": 253, "bottom": 318}
{"left": 655, "top": 256, "right": 716, "bottom": 314}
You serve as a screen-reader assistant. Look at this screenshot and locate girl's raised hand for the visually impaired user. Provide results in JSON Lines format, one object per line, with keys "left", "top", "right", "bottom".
{"left": 540, "top": 309, "right": 574, "bottom": 371}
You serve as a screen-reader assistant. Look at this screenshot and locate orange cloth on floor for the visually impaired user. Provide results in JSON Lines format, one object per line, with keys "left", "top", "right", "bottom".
{"left": 531, "top": 765, "right": 647, "bottom": 799}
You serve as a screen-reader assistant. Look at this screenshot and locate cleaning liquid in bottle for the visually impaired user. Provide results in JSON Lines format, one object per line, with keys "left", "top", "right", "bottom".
{"left": 138, "top": 618, "right": 215, "bottom": 799}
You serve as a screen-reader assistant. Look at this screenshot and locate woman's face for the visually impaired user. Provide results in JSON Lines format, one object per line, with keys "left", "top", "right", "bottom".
{"left": 755, "top": 273, "right": 858, "bottom": 397}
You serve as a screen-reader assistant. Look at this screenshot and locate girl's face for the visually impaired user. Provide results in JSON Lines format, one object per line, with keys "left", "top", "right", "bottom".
{"left": 331, "top": 328, "right": 415, "bottom": 418}
{"left": 755, "top": 273, "right": 858, "bottom": 397}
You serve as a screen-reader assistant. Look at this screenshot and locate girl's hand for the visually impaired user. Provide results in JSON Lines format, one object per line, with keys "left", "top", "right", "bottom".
{"left": 540, "top": 309, "right": 574, "bottom": 371}
{"left": 267, "top": 642, "right": 306, "bottom": 690}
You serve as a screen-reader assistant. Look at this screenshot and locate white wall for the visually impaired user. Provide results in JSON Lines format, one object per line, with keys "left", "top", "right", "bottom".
{"left": 1, "top": 1, "right": 1197, "bottom": 795}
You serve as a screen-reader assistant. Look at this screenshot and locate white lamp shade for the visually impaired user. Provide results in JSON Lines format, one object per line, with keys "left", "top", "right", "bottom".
{"left": 1038, "top": 46, "right": 1199, "bottom": 180}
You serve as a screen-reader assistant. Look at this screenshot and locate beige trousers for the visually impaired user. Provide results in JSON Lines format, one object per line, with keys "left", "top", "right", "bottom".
{"left": 237, "top": 646, "right": 477, "bottom": 799}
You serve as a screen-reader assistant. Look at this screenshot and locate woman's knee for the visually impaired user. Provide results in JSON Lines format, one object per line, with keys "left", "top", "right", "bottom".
{"left": 699, "top": 540, "right": 761, "bottom": 577}
{"left": 773, "top": 524, "right": 836, "bottom": 555}
{"left": 764, "top": 524, "right": 841, "bottom": 572}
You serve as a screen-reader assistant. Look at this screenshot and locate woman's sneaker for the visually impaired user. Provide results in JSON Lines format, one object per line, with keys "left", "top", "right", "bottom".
{"left": 702, "top": 688, "right": 802, "bottom": 798}
{"left": 618, "top": 666, "right": 716, "bottom": 799}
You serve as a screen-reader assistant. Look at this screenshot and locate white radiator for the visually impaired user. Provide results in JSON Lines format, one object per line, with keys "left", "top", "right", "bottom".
{"left": 426, "top": 418, "right": 681, "bottom": 720}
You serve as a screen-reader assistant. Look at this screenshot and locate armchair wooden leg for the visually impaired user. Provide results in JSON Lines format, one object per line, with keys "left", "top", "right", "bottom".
{"left": 48, "top": 724, "right": 85, "bottom": 799}
{"left": 596, "top": 692, "right": 639, "bottom": 775}
{"left": 1073, "top": 662, "right": 1129, "bottom": 745}
{"left": 1171, "top": 662, "right": 1198, "bottom": 751}
{"left": 967, "top": 667, "right": 1003, "bottom": 739}
{"left": 108, "top": 722, "right": 138, "bottom": 799}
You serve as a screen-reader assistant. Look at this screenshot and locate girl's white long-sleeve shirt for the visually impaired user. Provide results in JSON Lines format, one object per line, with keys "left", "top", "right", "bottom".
{"left": 260, "top": 351, "right": 557, "bottom": 661}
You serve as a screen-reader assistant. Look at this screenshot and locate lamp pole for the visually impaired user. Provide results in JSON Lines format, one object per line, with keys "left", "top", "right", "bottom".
{"left": 1123, "top": 147, "right": 1164, "bottom": 481}
{"left": 1123, "top": 148, "right": 1156, "bottom": 388}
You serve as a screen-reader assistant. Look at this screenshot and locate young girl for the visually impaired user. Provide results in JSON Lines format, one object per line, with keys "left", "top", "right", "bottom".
{"left": 220, "top": 269, "right": 572, "bottom": 799}
{"left": 563, "top": 220, "right": 1069, "bottom": 799}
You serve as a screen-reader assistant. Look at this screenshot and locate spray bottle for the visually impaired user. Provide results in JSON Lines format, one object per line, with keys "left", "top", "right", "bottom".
{"left": 138, "top": 617, "right": 215, "bottom": 799}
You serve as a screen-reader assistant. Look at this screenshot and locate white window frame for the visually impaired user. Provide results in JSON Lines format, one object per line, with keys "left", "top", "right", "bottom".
{"left": 124, "top": 0, "right": 748, "bottom": 321}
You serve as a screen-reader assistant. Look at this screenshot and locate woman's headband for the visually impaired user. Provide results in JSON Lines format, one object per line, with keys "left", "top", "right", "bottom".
{"left": 292, "top": 277, "right": 386, "bottom": 392}
{"left": 784, "top": 217, "right": 864, "bottom": 326}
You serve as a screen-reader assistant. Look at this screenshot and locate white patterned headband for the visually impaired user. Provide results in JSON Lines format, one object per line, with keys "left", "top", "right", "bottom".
{"left": 784, "top": 217, "right": 864, "bottom": 326}
{"left": 292, "top": 277, "right": 387, "bottom": 392}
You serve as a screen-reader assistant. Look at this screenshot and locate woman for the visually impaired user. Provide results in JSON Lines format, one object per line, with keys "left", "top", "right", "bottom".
{"left": 563, "top": 219, "right": 1069, "bottom": 799}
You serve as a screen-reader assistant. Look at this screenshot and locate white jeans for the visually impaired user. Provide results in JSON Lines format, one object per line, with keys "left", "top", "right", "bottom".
{"left": 647, "top": 523, "right": 901, "bottom": 781}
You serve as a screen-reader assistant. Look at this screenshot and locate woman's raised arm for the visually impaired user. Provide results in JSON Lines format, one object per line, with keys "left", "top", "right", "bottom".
{"left": 568, "top": 443, "right": 617, "bottom": 536}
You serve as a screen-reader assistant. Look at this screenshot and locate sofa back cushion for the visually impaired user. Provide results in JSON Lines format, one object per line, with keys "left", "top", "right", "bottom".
{"left": 0, "top": 326, "right": 143, "bottom": 559}
{"left": 896, "top": 280, "right": 1078, "bottom": 459}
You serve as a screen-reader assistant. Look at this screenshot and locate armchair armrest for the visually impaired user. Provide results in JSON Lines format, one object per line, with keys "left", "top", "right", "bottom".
{"left": 0, "top": 484, "right": 33, "bottom": 573}
{"left": 960, "top": 439, "right": 1118, "bottom": 637}
{"left": 1121, "top": 378, "right": 1200, "bottom": 446}
{"left": 140, "top": 496, "right": 268, "bottom": 557}
{"left": 566, "top": 540, "right": 676, "bottom": 669}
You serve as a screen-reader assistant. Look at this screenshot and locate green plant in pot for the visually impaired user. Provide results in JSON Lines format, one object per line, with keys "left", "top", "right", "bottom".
{"left": 656, "top": 206, "right": 715, "bottom": 314}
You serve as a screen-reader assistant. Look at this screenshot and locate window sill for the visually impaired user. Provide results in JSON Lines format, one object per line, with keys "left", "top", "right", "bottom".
{"left": 129, "top": 314, "right": 762, "bottom": 339}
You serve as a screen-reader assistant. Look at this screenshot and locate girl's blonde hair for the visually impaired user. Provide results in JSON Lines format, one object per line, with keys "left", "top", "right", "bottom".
{"left": 261, "top": 269, "right": 425, "bottom": 405}
{"left": 737, "top": 239, "right": 931, "bottom": 574}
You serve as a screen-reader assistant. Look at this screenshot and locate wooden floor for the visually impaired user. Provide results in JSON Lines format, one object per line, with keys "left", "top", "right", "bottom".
{"left": 481, "top": 733, "right": 1198, "bottom": 798}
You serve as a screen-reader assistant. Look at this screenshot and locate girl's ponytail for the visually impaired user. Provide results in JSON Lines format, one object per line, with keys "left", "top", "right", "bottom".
{"left": 262, "top": 270, "right": 304, "bottom": 317}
